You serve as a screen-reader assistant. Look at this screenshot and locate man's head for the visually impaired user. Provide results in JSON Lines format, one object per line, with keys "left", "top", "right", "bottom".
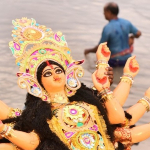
{"left": 104, "top": 2, "right": 119, "bottom": 20}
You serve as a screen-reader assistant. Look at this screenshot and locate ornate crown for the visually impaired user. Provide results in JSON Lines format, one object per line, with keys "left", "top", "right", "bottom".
{"left": 9, "top": 17, "right": 84, "bottom": 102}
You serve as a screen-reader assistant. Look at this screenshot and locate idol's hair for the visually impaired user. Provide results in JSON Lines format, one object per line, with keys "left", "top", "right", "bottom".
{"left": 1, "top": 60, "right": 125, "bottom": 150}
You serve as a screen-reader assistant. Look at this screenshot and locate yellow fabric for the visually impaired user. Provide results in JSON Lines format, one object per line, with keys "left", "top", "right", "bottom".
{"left": 48, "top": 102, "right": 115, "bottom": 150}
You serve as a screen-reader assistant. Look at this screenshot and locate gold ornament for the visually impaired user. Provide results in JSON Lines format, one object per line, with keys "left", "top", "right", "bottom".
{"left": 50, "top": 93, "right": 69, "bottom": 103}
{"left": 120, "top": 76, "right": 133, "bottom": 87}
{"left": 137, "top": 99, "right": 150, "bottom": 112}
{"left": 9, "top": 17, "right": 84, "bottom": 101}
{"left": 7, "top": 108, "right": 22, "bottom": 119}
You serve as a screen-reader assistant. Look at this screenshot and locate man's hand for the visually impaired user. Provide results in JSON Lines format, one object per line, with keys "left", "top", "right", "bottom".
{"left": 84, "top": 46, "right": 98, "bottom": 56}
{"left": 84, "top": 49, "right": 90, "bottom": 56}
{"left": 105, "top": 67, "right": 113, "bottom": 85}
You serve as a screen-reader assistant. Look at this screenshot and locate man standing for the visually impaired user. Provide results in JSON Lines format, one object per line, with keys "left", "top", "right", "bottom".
{"left": 84, "top": 2, "right": 141, "bottom": 67}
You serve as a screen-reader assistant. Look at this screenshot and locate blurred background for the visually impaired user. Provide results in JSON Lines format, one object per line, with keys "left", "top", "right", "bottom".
{"left": 0, "top": 0, "right": 150, "bottom": 149}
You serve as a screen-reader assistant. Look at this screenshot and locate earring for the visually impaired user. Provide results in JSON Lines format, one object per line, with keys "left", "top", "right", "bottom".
{"left": 67, "top": 78, "right": 77, "bottom": 88}
{"left": 41, "top": 90, "right": 51, "bottom": 103}
{"left": 17, "top": 73, "right": 50, "bottom": 103}
{"left": 65, "top": 63, "right": 84, "bottom": 97}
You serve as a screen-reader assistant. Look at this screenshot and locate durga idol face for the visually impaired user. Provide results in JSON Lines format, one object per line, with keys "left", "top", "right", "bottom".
{"left": 41, "top": 64, "right": 66, "bottom": 93}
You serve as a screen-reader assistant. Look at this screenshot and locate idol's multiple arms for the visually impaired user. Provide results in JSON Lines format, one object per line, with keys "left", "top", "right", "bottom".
{"left": 0, "top": 105, "right": 39, "bottom": 150}
{"left": 114, "top": 88, "right": 150, "bottom": 144}
{"left": 92, "top": 70, "right": 126, "bottom": 124}
{"left": 92, "top": 43, "right": 128, "bottom": 124}
{"left": 126, "top": 87, "right": 150, "bottom": 125}
{"left": 0, "top": 121, "right": 40, "bottom": 150}
{"left": 113, "top": 56, "right": 139, "bottom": 106}
{"left": 0, "top": 101, "right": 38, "bottom": 149}
{"left": 92, "top": 43, "right": 150, "bottom": 126}
{"left": 93, "top": 43, "right": 150, "bottom": 145}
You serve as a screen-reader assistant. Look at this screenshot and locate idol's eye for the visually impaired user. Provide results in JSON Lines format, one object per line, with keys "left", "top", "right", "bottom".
{"left": 43, "top": 71, "right": 52, "bottom": 77}
{"left": 55, "top": 68, "right": 63, "bottom": 74}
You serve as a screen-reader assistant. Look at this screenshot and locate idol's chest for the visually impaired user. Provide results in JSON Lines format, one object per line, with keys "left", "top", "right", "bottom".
{"left": 53, "top": 103, "right": 97, "bottom": 131}
{"left": 51, "top": 102, "right": 106, "bottom": 149}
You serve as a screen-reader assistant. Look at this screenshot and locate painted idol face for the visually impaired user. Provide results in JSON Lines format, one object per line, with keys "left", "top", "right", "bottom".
{"left": 41, "top": 64, "right": 66, "bottom": 93}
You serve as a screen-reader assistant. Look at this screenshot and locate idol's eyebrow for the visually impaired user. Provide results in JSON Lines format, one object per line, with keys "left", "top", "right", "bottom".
{"left": 42, "top": 67, "right": 60, "bottom": 75}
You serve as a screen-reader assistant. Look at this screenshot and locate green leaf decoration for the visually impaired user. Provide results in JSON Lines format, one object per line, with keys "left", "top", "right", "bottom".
{"left": 61, "top": 35, "right": 66, "bottom": 42}
{"left": 77, "top": 122, "right": 83, "bottom": 127}
{"left": 31, "top": 18, "right": 36, "bottom": 26}
{"left": 10, "top": 47, "right": 15, "bottom": 55}
{"left": 12, "top": 20, "right": 20, "bottom": 27}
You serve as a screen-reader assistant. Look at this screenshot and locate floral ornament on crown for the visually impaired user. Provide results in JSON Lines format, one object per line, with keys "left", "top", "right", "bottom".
{"left": 9, "top": 17, "right": 84, "bottom": 102}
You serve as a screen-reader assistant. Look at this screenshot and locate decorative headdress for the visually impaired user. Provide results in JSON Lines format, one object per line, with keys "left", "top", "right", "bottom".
{"left": 9, "top": 17, "right": 84, "bottom": 103}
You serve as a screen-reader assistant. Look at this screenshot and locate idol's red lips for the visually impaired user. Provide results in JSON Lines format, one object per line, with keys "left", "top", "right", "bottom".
{"left": 53, "top": 78, "right": 61, "bottom": 81}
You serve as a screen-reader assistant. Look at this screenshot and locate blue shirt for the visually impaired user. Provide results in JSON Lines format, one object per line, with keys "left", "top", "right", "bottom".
{"left": 99, "top": 18, "right": 138, "bottom": 60}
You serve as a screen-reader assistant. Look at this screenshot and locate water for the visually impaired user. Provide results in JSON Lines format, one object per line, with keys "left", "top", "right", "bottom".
{"left": 0, "top": 0, "right": 150, "bottom": 149}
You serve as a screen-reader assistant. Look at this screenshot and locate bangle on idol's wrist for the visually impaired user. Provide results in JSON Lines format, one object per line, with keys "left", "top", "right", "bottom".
{"left": 0, "top": 125, "right": 8, "bottom": 137}
{"left": 95, "top": 59, "right": 109, "bottom": 69}
{"left": 5, "top": 126, "right": 13, "bottom": 138}
{"left": 97, "top": 87, "right": 111, "bottom": 96}
{"left": 96, "top": 59, "right": 108, "bottom": 65}
{"left": 137, "top": 97, "right": 150, "bottom": 112}
{"left": 0, "top": 125, "right": 16, "bottom": 139}
{"left": 96, "top": 63, "right": 109, "bottom": 69}
{"left": 122, "top": 73, "right": 133, "bottom": 80}
{"left": 97, "top": 88, "right": 113, "bottom": 102}
{"left": 92, "top": 86, "right": 97, "bottom": 91}
{"left": 144, "top": 96, "right": 150, "bottom": 103}
{"left": 120, "top": 74, "right": 134, "bottom": 87}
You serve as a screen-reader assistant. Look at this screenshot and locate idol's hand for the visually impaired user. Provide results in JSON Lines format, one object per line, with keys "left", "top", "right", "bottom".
{"left": 105, "top": 67, "right": 113, "bottom": 85}
{"left": 123, "top": 56, "right": 139, "bottom": 78}
{"left": 92, "top": 70, "right": 110, "bottom": 92}
{"left": 96, "top": 42, "right": 111, "bottom": 61}
{"left": 145, "top": 87, "right": 150, "bottom": 98}
{"left": 0, "top": 120, "right": 4, "bottom": 133}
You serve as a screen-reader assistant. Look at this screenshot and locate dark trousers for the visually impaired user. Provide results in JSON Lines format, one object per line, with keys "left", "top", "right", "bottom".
{"left": 109, "top": 59, "right": 127, "bottom": 67}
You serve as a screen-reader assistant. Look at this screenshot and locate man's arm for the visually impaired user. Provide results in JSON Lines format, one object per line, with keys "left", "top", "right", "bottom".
{"left": 84, "top": 45, "right": 98, "bottom": 55}
{"left": 134, "top": 30, "right": 141, "bottom": 38}
{"left": 129, "top": 22, "right": 142, "bottom": 38}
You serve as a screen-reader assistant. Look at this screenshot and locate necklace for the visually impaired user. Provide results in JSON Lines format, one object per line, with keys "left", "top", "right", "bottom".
{"left": 49, "top": 93, "right": 69, "bottom": 104}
